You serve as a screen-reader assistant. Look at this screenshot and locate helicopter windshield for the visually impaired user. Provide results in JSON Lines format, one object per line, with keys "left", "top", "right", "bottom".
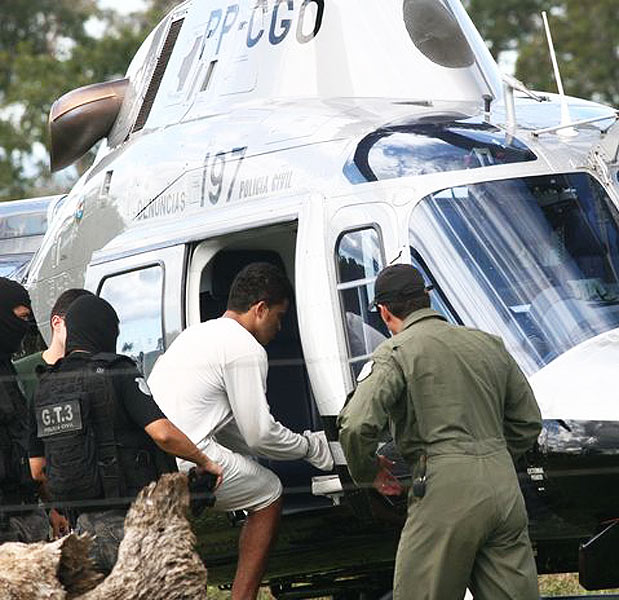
{"left": 409, "top": 173, "right": 619, "bottom": 375}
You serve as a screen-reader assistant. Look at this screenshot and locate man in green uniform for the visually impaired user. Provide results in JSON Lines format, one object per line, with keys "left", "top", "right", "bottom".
{"left": 338, "top": 264, "right": 542, "bottom": 600}
{"left": 14, "top": 288, "right": 93, "bottom": 404}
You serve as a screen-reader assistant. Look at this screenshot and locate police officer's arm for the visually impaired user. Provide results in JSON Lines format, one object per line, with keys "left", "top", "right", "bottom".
{"left": 28, "top": 414, "right": 59, "bottom": 492}
{"left": 28, "top": 407, "right": 52, "bottom": 496}
{"left": 28, "top": 405, "right": 46, "bottom": 482}
{"left": 338, "top": 352, "right": 405, "bottom": 486}
{"left": 29, "top": 442, "right": 70, "bottom": 537}
{"left": 29, "top": 457, "right": 45, "bottom": 482}
{"left": 117, "top": 367, "right": 223, "bottom": 486}
{"left": 503, "top": 355, "right": 542, "bottom": 459}
{"left": 28, "top": 456, "right": 52, "bottom": 503}
{"left": 145, "top": 419, "right": 222, "bottom": 484}
{"left": 29, "top": 456, "right": 59, "bottom": 526}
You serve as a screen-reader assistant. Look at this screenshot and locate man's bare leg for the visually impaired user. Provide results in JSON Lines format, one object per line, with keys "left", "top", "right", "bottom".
{"left": 231, "top": 497, "right": 283, "bottom": 600}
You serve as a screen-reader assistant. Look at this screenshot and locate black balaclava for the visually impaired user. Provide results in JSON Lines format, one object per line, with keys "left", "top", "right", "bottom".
{"left": 65, "top": 295, "right": 120, "bottom": 355}
{"left": 0, "top": 277, "right": 31, "bottom": 356}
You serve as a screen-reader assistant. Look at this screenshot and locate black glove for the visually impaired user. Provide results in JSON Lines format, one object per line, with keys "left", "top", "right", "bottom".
{"left": 187, "top": 467, "right": 217, "bottom": 517}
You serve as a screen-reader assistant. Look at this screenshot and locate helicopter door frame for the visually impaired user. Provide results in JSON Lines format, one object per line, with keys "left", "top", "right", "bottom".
{"left": 184, "top": 219, "right": 301, "bottom": 326}
{"left": 185, "top": 240, "right": 225, "bottom": 327}
{"left": 184, "top": 217, "right": 330, "bottom": 508}
{"left": 297, "top": 198, "right": 400, "bottom": 411}
{"left": 296, "top": 196, "right": 399, "bottom": 499}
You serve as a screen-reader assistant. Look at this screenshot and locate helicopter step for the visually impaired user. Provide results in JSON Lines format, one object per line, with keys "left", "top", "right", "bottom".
{"left": 579, "top": 521, "right": 619, "bottom": 591}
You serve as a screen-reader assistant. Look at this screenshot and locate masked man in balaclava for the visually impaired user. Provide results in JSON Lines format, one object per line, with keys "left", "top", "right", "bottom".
{"left": 29, "top": 294, "right": 223, "bottom": 574}
{"left": 0, "top": 277, "right": 50, "bottom": 543}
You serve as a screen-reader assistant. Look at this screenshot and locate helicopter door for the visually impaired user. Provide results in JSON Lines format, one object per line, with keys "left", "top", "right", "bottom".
{"left": 185, "top": 222, "right": 329, "bottom": 511}
{"left": 295, "top": 199, "right": 399, "bottom": 501}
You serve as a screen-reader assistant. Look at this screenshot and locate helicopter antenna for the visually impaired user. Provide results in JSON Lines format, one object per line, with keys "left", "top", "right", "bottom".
{"left": 542, "top": 11, "right": 576, "bottom": 137}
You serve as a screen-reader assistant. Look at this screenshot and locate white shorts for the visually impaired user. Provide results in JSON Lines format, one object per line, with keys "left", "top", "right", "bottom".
{"left": 179, "top": 435, "right": 283, "bottom": 513}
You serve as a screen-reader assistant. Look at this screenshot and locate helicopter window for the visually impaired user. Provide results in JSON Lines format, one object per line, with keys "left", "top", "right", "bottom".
{"left": 0, "top": 213, "right": 48, "bottom": 239}
{"left": 99, "top": 265, "right": 164, "bottom": 377}
{"left": 409, "top": 173, "right": 619, "bottom": 375}
{"left": 0, "top": 254, "right": 32, "bottom": 278}
{"left": 344, "top": 118, "right": 536, "bottom": 184}
{"left": 335, "top": 227, "right": 389, "bottom": 377}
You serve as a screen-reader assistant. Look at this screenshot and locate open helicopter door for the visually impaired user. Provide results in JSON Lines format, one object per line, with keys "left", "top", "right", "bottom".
{"left": 295, "top": 193, "right": 400, "bottom": 504}
{"left": 184, "top": 215, "right": 334, "bottom": 511}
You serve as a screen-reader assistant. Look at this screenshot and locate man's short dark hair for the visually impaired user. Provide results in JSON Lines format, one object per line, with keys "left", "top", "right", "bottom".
{"left": 50, "top": 288, "right": 94, "bottom": 322}
{"left": 383, "top": 294, "right": 430, "bottom": 320}
{"left": 227, "top": 263, "right": 293, "bottom": 313}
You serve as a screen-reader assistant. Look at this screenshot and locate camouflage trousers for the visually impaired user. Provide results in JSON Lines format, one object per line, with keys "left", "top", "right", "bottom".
{"left": 75, "top": 509, "right": 126, "bottom": 575}
{"left": 0, "top": 508, "right": 49, "bottom": 543}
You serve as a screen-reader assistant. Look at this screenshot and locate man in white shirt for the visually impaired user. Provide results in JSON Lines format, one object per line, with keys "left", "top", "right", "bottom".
{"left": 148, "top": 262, "right": 333, "bottom": 600}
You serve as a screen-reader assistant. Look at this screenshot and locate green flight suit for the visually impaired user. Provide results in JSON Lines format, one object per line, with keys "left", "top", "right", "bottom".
{"left": 338, "top": 308, "right": 542, "bottom": 600}
{"left": 13, "top": 350, "right": 45, "bottom": 404}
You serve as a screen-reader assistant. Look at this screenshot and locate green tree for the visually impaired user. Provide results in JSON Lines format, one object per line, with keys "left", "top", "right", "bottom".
{"left": 0, "top": 0, "right": 178, "bottom": 202}
{"left": 1, "top": 1, "right": 100, "bottom": 200}
{"left": 516, "top": 0, "right": 619, "bottom": 106}
{"left": 466, "top": 0, "right": 619, "bottom": 107}
{"left": 465, "top": 0, "right": 550, "bottom": 57}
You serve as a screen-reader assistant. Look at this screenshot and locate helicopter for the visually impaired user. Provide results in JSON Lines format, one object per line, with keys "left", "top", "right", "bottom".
{"left": 0, "top": 195, "right": 64, "bottom": 281}
{"left": 21, "top": 0, "right": 619, "bottom": 595}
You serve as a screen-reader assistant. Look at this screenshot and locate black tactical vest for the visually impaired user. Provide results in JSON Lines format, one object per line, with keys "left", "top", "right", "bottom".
{"left": 33, "top": 353, "right": 176, "bottom": 506}
{"left": 0, "top": 358, "right": 37, "bottom": 505}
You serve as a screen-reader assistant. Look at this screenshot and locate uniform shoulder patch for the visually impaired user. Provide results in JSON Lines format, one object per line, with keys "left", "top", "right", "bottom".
{"left": 135, "top": 377, "right": 152, "bottom": 396}
{"left": 356, "top": 360, "right": 374, "bottom": 383}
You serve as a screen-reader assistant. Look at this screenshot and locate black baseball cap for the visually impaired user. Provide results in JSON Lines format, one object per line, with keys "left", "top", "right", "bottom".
{"left": 370, "top": 264, "right": 428, "bottom": 309}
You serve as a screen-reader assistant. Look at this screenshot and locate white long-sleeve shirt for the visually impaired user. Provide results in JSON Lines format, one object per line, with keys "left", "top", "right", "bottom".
{"left": 147, "top": 317, "right": 308, "bottom": 461}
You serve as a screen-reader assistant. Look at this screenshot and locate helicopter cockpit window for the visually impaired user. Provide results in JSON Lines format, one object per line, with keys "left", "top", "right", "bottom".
{"left": 336, "top": 227, "right": 389, "bottom": 378}
{"left": 409, "top": 173, "right": 619, "bottom": 375}
{"left": 99, "top": 265, "right": 164, "bottom": 377}
{"left": 344, "top": 119, "right": 536, "bottom": 184}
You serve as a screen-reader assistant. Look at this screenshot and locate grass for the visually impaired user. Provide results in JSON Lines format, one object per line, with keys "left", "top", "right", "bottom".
{"left": 205, "top": 575, "right": 619, "bottom": 598}
{"left": 539, "top": 573, "right": 619, "bottom": 596}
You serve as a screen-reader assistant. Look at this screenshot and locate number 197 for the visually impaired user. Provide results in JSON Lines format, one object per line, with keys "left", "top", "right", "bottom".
{"left": 201, "top": 147, "right": 247, "bottom": 206}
